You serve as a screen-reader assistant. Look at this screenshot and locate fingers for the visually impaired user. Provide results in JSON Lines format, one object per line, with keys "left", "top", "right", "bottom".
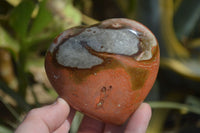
{"left": 15, "top": 98, "right": 70, "bottom": 133}
{"left": 103, "top": 123, "right": 126, "bottom": 133}
{"left": 124, "top": 103, "right": 152, "bottom": 133}
{"left": 78, "top": 115, "right": 104, "bottom": 133}
{"left": 15, "top": 101, "right": 151, "bottom": 133}
{"left": 67, "top": 107, "right": 76, "bottom": 124}
{"left": 104, "top": 103, "right": 151, "bottom": 133}
{"left": 53, "top": 120, "right": 70, "bottom": 133}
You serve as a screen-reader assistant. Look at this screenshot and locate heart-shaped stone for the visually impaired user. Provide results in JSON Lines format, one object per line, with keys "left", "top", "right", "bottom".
{"left": 45, "top": 18, "right": 159, "bottom": 125}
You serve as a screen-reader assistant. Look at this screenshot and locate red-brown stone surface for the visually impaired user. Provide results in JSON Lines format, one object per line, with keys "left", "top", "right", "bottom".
{"left": 45, "top": 18, "right": 160, "bottom": 125}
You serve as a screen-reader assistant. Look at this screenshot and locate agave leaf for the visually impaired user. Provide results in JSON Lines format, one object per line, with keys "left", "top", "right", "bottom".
{"left": 0, "top": 125, "right": 12, "bottom": 133}
{"left": 29, "top": 0, "right": 53, "bottom": 36}
{"left": 0, "top": 26, "right": 19, "bottom": 54}
{"left": 82, "top": 14, "right": 99, "bottom": 25}
{"left": 6, "top": 0, "right": 21, "bottom": 7}
{"left": 187, "top": 38, "right": 200, "bottom": 50}
{"left": 0, "top": 97, "right": 21, "bottom": 122}
{"left": 160, "top": 58, "right": 200, "bottom": 81}
{"left": 149, "top": 101, "right": 200, "bottom": 114}
{"left": 174, "top": 0, "right": 182, "bottom": 12}
{"left": 159, "top": 0, "right": 190, "bottom": 58}
{"left": 158, "top": 0, "right": 200, "bottom": 80}
{"left": 136, "top": 0, "right": 160, "bottom": 31}
{"left": 64, "top": 1, "right": 81, "bottom": 27}
{"left": 186, "top": 95, "right": 200, "bottom": 108}
{"left": 0, "top": 80, "right": 31, "bottom": 111}
{"left": 174, "top": 0, "right": 200, "bottom": 41}
{"left": 0, "top": 0, "right": 13, "bottom": 14}
{"left": 147, "top": 109, "right": 169, "bottom": 133}
{"left": 70, "top": 111, "right": 84, "bottom": 133}
{"left": 47, "top": 0, "right": 81, "bottom": 30}
{"left": 9, "top": 0, "right": 34, "bottom": 39}
{"left": 116, "top": 0, "right": 137, "bottom": 18}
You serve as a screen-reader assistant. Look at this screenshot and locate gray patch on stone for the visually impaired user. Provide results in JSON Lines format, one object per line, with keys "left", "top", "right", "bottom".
{"left": 79, "top": 27, "right": 139, "bottom": 55}
{"left": 56, "top": 27, "right": 140, "bottom": 68}
{"left": 56, "top": 41, "right": 103, "bottom": 69}
{"left": 49, "top": 43, "right": 57, "bottom": 53}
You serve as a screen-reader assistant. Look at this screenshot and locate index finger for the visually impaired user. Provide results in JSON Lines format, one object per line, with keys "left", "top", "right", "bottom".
{"left": 15, "top": 98, "right": 70, "bottom": 133}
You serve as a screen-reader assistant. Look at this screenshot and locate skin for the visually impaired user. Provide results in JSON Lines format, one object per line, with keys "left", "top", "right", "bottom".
{"left": 15, "top": 98, "right": 151, "bottom": 133}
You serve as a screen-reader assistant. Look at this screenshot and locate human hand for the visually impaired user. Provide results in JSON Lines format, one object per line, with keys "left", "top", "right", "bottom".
{"left": 15, "top": 98, "right": 151, "bottom": 133}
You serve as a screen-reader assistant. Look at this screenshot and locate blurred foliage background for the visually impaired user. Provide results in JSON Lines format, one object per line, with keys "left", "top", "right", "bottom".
{"left": 0, "top": 0, "right": 200, "bottom": 132}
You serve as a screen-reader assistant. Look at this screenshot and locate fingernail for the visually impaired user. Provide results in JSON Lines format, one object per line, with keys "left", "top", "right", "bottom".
{"left": 57, "top": 98, "right": 68, "bottom": 105}
{"left": 57, "top": 98, "right": 70, "bottom": 112}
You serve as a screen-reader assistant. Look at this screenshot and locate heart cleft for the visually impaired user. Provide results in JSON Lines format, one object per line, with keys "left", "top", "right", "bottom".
{"left": 45, "top": 18, "right": 159, "bottom": 125}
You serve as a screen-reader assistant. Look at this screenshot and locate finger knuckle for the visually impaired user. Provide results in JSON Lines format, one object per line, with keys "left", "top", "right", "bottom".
{"left": 27, "top": 108, "right": 41, "bottom": 117}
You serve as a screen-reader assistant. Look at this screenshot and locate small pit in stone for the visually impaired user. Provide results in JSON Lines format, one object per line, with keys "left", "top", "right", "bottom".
{"left": 96, "top": 99, "right": 104, "bottom": 108}
{"left": 109, "top": 85, "right": 112, "bottom": 89}
{"left": 87, "top": 29, "right": 91, "bottom": 32}
{"left": 101, "top": 87, "right": 106, "bottom": 92}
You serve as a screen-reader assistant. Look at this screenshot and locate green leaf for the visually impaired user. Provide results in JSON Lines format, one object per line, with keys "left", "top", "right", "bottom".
{"left": 70, "top": 111, "right": 84, "bottom": 133}
{"left": 160, "top": 58, "right": 200, "bottom": 80}
{"left": 0, "top": 125, "right": 12, "bottom": 133}
{"left": 9, "top": 0, "right": 35, "bottom": 39}
{"left": 174, "top": 0, "right": 200, "bottom": 40}
{"left": 0, "top": 80, "right": 31, "bottom": 111}
{"left": 45, "top": 0, "right": 81, "bottom": 30}
{"left": 0, "top": 97, "right": 21, "bottom": 122}
{"left": 0, "top": 0, "right": 13, "bottom": 14}
{"left": 64, "top": 2, "right": 81, "bottom": 27}
{"left": 149, "top": 101, "right": 200, "bottom": 114}
{"left": 186, "top": 95, "right": 200, "bottom": 107}
{"left": 29, "top": 0, "right": 53, "bottom": 35}
{"left": 0, "top": 26, "right": 19, "bottom": 53}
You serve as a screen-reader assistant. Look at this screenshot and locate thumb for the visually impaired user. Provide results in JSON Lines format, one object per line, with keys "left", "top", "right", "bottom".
{"left": 15, "top": 98, "right": 70, "bottom": 133}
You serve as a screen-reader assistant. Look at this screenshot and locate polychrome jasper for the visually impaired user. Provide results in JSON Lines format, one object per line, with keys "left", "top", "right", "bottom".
{"left": 45, "top": 18, "right": 159, "bottom": 125}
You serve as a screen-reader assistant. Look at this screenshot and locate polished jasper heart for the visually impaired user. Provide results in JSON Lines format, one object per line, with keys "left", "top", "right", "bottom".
{"left": 45, "top": 18, "right": 160, "bottom": 125}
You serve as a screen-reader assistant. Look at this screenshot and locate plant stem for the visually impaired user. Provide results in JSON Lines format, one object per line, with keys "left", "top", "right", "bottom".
{"left": 0, "top": 77, "right": 31, "bottom": 111}
{"left": 82, "top": 14, "right": 99, "bottom": 25}
{"left": 148, "top": 101, "right": 200, "bottom": 114}
{"left": 70, "top": 111, "right": 84, "bottom": 133}
{"left": 0, "top": 97, "right": 21, "bottom": 122}
{"left": 17, "top": 41, "right": 29, "bottom": 98}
